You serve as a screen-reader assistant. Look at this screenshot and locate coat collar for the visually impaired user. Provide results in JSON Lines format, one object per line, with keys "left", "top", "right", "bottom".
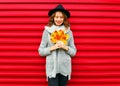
{"left": 45, "top": 24, "right": 70, "bottom": 33}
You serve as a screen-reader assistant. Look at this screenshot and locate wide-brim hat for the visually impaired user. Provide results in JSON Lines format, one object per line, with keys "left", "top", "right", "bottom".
{"left": 48, "top": 4, "right": 70, "bottom": 18}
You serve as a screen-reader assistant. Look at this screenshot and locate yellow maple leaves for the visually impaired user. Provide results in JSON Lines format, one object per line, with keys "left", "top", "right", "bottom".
{"left": 50, "top": 30, "right": 69, "bottom": 45}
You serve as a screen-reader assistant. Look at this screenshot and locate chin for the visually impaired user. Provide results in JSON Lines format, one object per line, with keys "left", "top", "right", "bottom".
{"left": 56, "top": 23, "right": 63, "bottom": 26}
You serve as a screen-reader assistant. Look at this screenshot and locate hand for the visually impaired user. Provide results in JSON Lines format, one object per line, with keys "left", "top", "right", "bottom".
{"left": 56, "top": 41, "right": 69, "bottom": 51}
{"left": 50, "top": 43, "right": 59, "bottom": 51}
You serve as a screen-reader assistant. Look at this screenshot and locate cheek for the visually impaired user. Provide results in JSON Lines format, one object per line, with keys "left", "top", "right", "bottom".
{"left": 54, "top": 18, "right": 57, "bottom": 22}
{"left": 54, "top": 18, "right": 58, "bottom": 25}
{"left": 61, "top": 18, "right": 64, "bottom": 21}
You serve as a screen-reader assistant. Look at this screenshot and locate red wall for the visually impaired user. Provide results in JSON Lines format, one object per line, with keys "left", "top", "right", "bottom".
{"left": 0, "top": 0, "right": 120, "bottom": 86}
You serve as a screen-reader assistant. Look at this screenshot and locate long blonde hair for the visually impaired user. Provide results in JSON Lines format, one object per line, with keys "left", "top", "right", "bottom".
{"left": 47, "top": 11, "right": 70, "bottom": 29}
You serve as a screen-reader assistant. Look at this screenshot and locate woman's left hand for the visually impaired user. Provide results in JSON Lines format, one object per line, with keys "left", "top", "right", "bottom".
{"left": 56, "top": 41, "right": 69, "bottom": 51}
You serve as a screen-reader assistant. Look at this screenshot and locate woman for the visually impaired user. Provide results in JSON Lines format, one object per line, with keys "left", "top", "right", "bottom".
{"left": 38, "top": 4, "right": 76, "bottom": 86}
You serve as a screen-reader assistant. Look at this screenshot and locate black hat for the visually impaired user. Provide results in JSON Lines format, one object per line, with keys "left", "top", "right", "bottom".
{"left": 48, "top": 4, "right": 70, "bottom": 18}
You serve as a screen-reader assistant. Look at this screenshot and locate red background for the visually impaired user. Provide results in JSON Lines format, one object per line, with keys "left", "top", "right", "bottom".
{"left": 0, "top": 0, "right": 120, "bottom": 86}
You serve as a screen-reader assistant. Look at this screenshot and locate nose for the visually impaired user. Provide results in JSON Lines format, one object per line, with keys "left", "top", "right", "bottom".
{"left": 57, "top": 17, "right": 61, "bottom": 20}
{"left": 57, "top": 18, "right": 60, "bottom": 21}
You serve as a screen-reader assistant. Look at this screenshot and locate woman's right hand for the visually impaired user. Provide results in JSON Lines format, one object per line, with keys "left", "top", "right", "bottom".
{"left": 50, "top": 43, "right": 59, "bottom": 51}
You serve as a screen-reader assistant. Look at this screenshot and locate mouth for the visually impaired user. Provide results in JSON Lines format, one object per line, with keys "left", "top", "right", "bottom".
{"left": 56, "top": 21, "right": 62, "bottom": 24}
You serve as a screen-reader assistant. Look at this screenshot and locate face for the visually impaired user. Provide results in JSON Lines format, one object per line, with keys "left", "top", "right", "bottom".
{"left": 54, "top": 11, "right": 64, "bottom": 26}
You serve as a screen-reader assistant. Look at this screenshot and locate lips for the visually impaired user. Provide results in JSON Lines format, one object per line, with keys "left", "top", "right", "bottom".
{"left": 56, "top": 21, "right": 62, "bottom": 24}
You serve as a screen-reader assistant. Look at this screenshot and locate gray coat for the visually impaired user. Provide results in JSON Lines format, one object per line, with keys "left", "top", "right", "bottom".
{"left": 38, "top": 24, "right": 76, "bottom": 80}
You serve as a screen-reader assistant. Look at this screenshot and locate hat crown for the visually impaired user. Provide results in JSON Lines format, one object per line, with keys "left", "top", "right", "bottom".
{"left": 48, "top": 4, "right": 70, "bottom": 18}
{"left": 55, "top": 4, "right": 65, "bottom": 10}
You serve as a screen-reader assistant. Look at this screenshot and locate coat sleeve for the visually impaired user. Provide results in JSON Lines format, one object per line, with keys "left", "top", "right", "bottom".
{"left": 66, "top": 31, "right": 77, "bottom": 57}
{"left": 38, "top": 29, "right": 51, "bottom": 56}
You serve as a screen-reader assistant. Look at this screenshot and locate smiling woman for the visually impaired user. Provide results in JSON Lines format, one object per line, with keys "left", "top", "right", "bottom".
{"left": 38, "top": 4, "right": 77, "bottom": 86}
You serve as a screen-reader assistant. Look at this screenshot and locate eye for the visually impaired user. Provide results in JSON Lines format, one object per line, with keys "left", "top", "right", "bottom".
{"left": 60, "top": 16, "right": 63, "bottom": 18}
{"left": 55, "top": 16, "right": 58, "bottom": 18}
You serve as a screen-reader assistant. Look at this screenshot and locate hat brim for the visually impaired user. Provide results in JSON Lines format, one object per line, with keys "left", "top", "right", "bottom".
{"left": 48, "top": 9, "right": 70, "bottom": 18}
